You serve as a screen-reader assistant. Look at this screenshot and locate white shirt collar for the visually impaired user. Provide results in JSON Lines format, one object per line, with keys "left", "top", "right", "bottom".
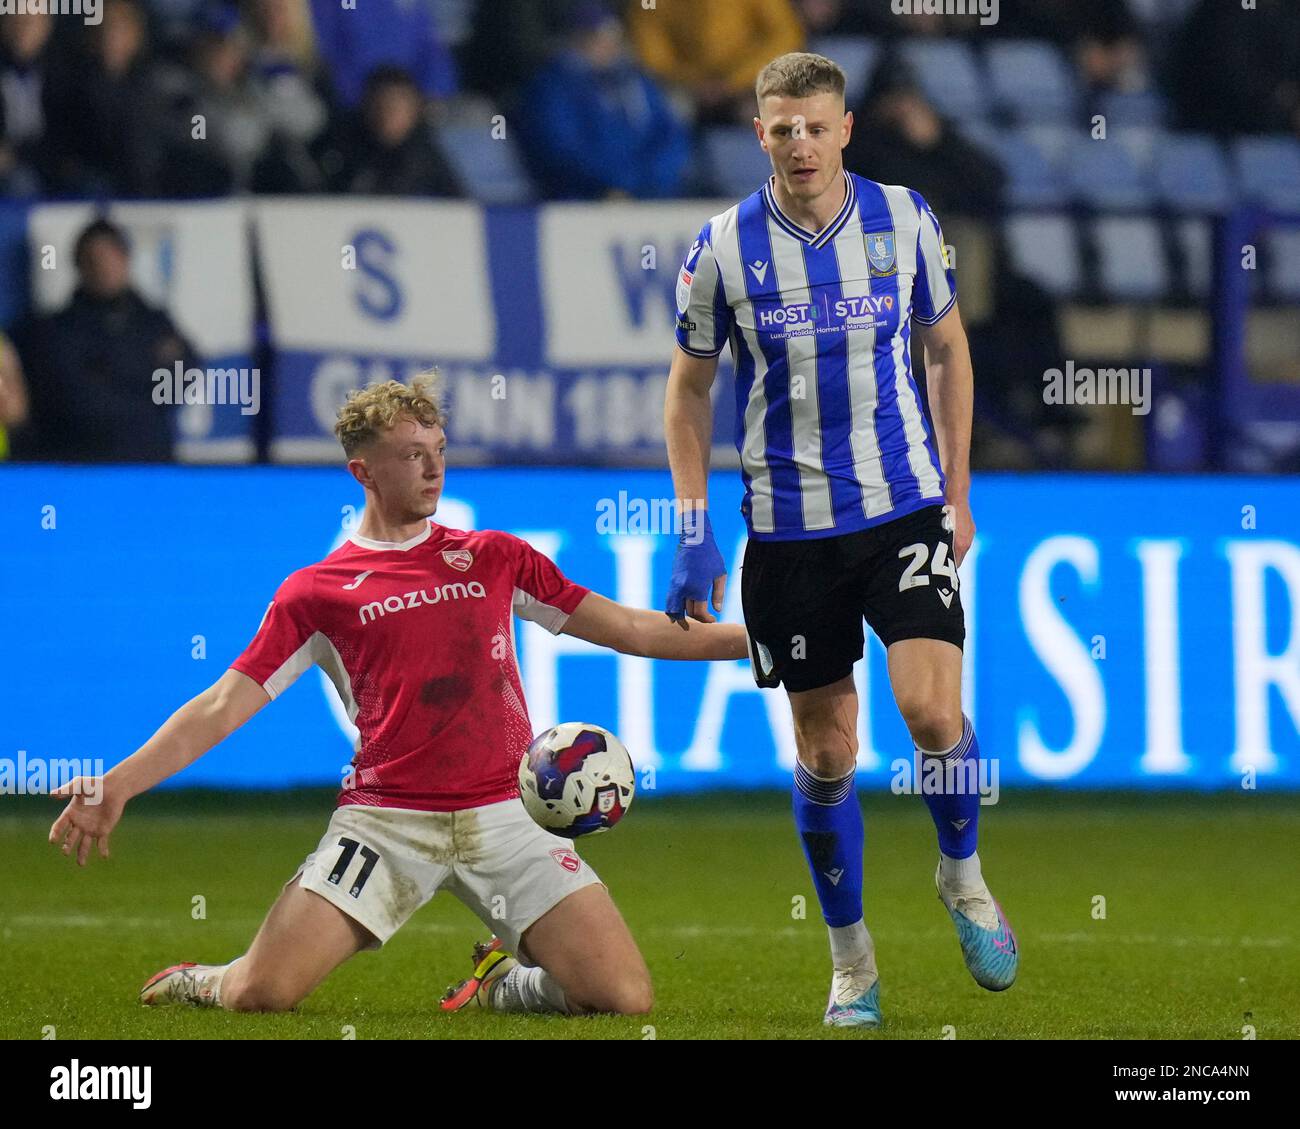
{"left": 348, "top": 521, "right": 435, "bottom": 552}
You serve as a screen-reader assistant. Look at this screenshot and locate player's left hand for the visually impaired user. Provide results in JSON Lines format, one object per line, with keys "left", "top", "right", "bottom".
{"left": 49, "top": 776, "right": 124, "bottom": 868}
{"left": 944, "top": 499, "right": 975, "bottom": 567}
{"left": 665, "top": 508, "right": 727, "bottom": 625}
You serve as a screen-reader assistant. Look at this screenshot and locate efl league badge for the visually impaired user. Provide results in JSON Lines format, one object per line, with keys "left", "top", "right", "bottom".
{"left": 866, "top": 231, "right": 897, "bottom": 277}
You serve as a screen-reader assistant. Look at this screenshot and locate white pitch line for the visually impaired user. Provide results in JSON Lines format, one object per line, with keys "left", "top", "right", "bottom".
{"left": 4, "top": 914, "right": 1291, "bottom": 949}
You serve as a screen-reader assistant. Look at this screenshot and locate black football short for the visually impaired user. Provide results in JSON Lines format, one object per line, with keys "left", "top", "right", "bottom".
{"left": 740, "top": 503, "right": 965, "bottom": 693}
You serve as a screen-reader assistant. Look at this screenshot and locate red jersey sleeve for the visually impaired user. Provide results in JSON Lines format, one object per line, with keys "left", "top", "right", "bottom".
{"left": 229, "top": 569, "right": 322, "bottom": 699}
{"left": 506, "top": 534, "right": 590, "bottom": 635}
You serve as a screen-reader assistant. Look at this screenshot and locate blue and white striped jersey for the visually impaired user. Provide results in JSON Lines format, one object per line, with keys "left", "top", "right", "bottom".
{"left": 675, "top": 170, "right": 957, "bottom": 542}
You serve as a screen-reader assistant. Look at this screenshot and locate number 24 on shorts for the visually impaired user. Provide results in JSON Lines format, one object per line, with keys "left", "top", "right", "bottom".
{"left": 897, "top": 541, "right": 959, "bottom": 594}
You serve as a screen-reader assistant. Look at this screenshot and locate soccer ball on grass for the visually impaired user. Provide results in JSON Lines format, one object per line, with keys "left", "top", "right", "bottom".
{"left": 518, "top": 722, "right": 635, "bottom": 838}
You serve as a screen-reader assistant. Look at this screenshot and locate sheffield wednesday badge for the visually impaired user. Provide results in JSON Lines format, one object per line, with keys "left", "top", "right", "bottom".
{"left": 865, "top": 231, "right": 897, "bottom": 277}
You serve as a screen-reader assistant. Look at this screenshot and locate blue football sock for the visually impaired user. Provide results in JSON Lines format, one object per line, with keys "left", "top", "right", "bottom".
{"left": 918, "top": 714, "right": 980, "bottom": 859}
{"left": 793, "top": 759, "right": 864, "bottom": 929}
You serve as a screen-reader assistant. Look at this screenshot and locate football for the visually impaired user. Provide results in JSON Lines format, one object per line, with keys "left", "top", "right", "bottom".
{"left": 517, "top": 722, "right": 636, "bottom": 838}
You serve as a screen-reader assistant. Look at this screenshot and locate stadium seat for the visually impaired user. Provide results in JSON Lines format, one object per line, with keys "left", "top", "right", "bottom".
{"left": 1233, "top": 137, "right": 1300, "bottom": 212}
{"left": 1096, "top": 90, "right": 1169, "bottom": 128}
{"left": 1175, "top": 217, "right": 1213, "bottom": 300}
{"left": 1093, "top": 216, "right": 1169, "bottom": 301}
{"left": 985, "top": 40, "right": 1079, "bottom": 123}
{"left": 810, "top": 36, "right": 880, "bottom": 110}
{"left": 1154, "top": 134, "right": 1234, "bottom": 213}
{"left": 898, "top": 40, "right": 989, "bottom": 123}
{"left": 993, "top": 130, "right": 1069, "bottom": 208}
{"left": 1065, "top": 133, "right": 1152, "bottom": 210}
{"left": 1268, "top": 229, "right": 1300, "bottom": 301}
{"left": 704, "top": 127, "right": 776, "bottom": 199}
{"left": 1004, "top": 213, "right": 1082, "bottom": 297}
{"left": 438, "top": 123, "right": 535, "bottom": 204}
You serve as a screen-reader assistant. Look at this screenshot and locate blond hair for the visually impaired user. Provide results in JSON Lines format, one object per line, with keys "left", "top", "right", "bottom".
{"left": 334, "top": 372, "right": 447, "bottom": 458}
{"left": 755, "top": 52, "right": 846, "bottom": 104}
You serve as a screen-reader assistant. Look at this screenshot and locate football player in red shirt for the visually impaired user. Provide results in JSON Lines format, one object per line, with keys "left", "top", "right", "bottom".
{"left": 49, "top": 376, "right": 746, "bottom": 1018}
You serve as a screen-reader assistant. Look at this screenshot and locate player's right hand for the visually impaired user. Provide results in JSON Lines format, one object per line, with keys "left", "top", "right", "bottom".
{"left": 665, "top": 508, "right": 727, "bottom": 625}
{"left": 48, "top": 777, "right": 124, "bottom": 868}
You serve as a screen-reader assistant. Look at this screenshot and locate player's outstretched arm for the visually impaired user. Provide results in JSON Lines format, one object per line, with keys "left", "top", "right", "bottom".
{"left": 562, "top": 591, "right": 747, "bottom": 661}
{"left": 48, "top": 669, "right": 271, "bottom": 867}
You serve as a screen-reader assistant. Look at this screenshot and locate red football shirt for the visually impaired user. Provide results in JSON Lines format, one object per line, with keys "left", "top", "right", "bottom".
{"left": 230, "top": 521, "right": 590, "bottom": 811}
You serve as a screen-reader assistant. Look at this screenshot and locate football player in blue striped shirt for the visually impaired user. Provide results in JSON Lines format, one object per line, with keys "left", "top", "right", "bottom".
{"left": 663, "top": 52, "right": 1018, "bottom": 1028}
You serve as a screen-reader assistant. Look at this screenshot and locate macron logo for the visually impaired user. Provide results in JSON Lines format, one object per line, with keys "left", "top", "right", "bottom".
{"left": 342, "top": 571, "right": 374, "bottom": 591}
{"left": 748, "top": 259, "right": 769, "bottom": 285}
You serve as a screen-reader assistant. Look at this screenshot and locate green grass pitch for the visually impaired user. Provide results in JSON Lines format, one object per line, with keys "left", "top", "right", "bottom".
{"left": 3, "top": 789, "right": 1297, "bottom": 1040}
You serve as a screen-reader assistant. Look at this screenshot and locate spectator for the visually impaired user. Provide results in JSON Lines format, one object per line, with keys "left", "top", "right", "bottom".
{"left": 0, "top": 10, "right": 67, "bottom": 195}
{"left": 995, "top": 0, "right": 1147, "bottom": 94}
{"left": 0, "top": 330, "right": 30, "bottom": 459}
{"left": 841, "top": 63, "right": 1004, "bottom": 218}
{"left": 44, "top": 0, "right": 170, "bottom": 198}
{"left": 627, "top": 0, "right": 804, "bottom": 123}
{"left": 315, "top": 66, "right": 462, "bottom": 197}
{"left": 308, "top": 0, "right": 457, "bottom": 109}
{"left": 459, "top": 0, "right": 589, "bottom": 107}
{"left": 159, "top": 11, "right": 273, "bottom": 195}
{"left": 517, "top": 5, "right": 689, "bottom": 200}
{"left": 244, "top": 0, "right": 332, "bottom": 192}
{"left": 1169, "top": 0, "right": 1300, "bottom": 136}
{"left": 244, "top": 0, "right": 329, "bottom": 145}
{"left": 13, "top": 219, "right": 196, "bottom": 462}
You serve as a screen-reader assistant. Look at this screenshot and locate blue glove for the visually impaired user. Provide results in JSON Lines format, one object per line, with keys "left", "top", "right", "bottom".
{"left": 665, "top": 509, "right": 726, "bottom": 621}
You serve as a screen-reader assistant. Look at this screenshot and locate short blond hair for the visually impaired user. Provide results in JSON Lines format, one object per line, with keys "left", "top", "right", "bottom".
{"left": 334, "top": 372, "right": 448, "bottom": 458}
{"left": 755, "top": 52, "right": 846, "bottom": 104}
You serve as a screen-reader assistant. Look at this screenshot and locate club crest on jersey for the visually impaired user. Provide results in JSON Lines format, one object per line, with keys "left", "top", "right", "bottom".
{"left": 676, "top": 267, "right": 693, "bottom": 313}
{"left": 550, "top": 847, "right": 581, "bottom": 874}
{"left": 865, "top": 231, "right": 897, "bottom": 277}
{"left": 442, "top": 549, "right": 473, "bottom": 572}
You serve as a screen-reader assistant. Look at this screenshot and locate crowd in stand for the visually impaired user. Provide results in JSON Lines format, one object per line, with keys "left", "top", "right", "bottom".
{"left": 0, "top": 0, "right": 1296, "bottom": 467}
{"left": 1, "top": 0, "right": 1295, "bottom": 203}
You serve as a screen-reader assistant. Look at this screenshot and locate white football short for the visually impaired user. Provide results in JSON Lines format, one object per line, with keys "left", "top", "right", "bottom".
{"left": 287, "top": 799, "right": 603, "bottom": 953}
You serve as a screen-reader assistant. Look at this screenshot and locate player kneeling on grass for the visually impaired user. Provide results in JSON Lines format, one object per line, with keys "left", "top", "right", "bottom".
{"left": 48, "top": 375, "right": 748, "bottom": 1019}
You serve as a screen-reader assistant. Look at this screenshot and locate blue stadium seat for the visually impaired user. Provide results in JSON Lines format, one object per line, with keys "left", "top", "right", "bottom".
{"left": 1154, "top": 134, "right": 1234, "bottom": 213}
{"left": 1234, "top": 137, "right": 1300, "bottom": 212}
{"left": 438, "top": 123, "right": 535, "bottom": 204}
{"left": 1268, "top": 229, "right": 1300, "bottom": 301}
{"left": 1005, "top": 213, "right": 1081, "bottom": 297}
{"left": 993, "top": 130, "right": 1068, "bottom": 208}
{"left": 704, "top": 127, "right": 774, "bottom": 199}
{"left": 810, "top": 36, "right": 880, "bottom": 109}
{"left": 1096, "top": 90, "right": 1168, "bottom": 128}
{"left": 1065, "top": 133, "right": 1152, "bottom": 209}
{"left": 1176, "top": 217, "right": 1213, "bottom": 299}
{"left": 985, "top": 40, "right": 1079, "bottom": 123}
{"left": 1094, "top": 216, "right": 1169, "bottom": 301}
{"left": 898, "top": 40, "right": 989, "bottom": 123}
